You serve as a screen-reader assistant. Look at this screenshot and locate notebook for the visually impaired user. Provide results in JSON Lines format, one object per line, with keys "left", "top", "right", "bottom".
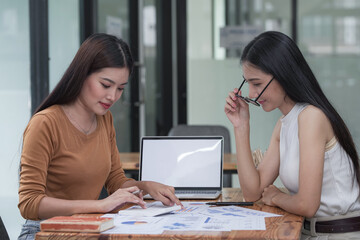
{"left": 139, "top": 136, "right": 223, "bottom": 199}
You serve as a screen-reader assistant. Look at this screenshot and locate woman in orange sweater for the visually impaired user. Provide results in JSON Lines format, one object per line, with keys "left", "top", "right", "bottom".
{"left": 18, "top": 33, "right": 181, "bottom": 240}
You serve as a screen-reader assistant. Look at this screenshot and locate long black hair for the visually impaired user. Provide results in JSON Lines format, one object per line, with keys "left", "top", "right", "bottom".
{"left": 241, "top": 31, "right": 360, "bottom": 187}
{"left": 34, "top": 33, "right": 133, "bottom": 114}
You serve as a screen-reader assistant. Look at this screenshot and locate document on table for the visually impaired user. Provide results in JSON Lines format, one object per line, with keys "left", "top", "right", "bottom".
{"left": 101, "top": 215, "right": 165, "bottom": 234}
{"left": 102, "top": 214, "right": 266, "bottom": 234}
{"left": 118, "top": 201, "right": 182, "bottom": 217}
{"left": 162, "top": 215, "right": 266, "bottom": 231}
{"left": 171, "top": 202, "right": 281, "bottom": 218}
{"left": 101, "top": 201, "right": 281, "bottom": 234}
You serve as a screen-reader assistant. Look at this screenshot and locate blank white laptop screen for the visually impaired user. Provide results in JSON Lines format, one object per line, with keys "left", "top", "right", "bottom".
{"left": 140, "top": 136, "right": 223, "bottom": 190}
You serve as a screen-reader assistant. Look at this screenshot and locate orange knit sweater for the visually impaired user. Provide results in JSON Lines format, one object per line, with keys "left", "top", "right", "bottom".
{"left": 18, "top": 105, "right": 130, "bottom": 220}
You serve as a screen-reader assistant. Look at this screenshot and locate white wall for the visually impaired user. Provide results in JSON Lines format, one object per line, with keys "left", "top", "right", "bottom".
{"left": 0, "top": 1, "right": 80, "bottom": 239}
{"left": 49, "top": 0, "right": 79, "bottom": 91}
{"left": 0, "top": 1, "right": 30, "bottom": 239}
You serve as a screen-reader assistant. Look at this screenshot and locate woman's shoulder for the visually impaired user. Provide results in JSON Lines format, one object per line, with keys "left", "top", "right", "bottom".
{"left": 298, "top": 104, "right": 333, "bottom": 138}
{"left": 299, "top": 104, "right": 328, "bottom": 121}
{"left": 24, "top": 105, "right": 64, "bottom": 136}
{"left": 30, "top": 105, "right": 63, "bottom": 124}
{"left": 34, "top": 104, "right": 62, "bottom": 116}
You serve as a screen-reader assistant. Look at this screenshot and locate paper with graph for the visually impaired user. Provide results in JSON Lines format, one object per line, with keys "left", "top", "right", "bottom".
{"left": 102, "top": 201, "right": 281, "bottom": 234}
{"left": 118, "top": 201, "right": 182, "bottom": 217}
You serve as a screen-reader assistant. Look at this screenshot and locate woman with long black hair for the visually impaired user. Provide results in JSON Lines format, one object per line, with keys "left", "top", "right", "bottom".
{"left": 18, "top": 33, "right": 181, "bottom": 240}
{"left": 225, "top": 31, "right": 360, "bottom": 239}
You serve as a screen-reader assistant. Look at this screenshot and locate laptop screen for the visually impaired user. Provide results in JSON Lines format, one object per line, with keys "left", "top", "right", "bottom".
{"left": 139, "top": 136, "right": 223, "bottom": 188}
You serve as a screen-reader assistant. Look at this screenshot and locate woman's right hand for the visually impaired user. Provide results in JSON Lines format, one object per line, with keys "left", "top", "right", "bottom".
{"left": 98, "top": 186, "right": 146, "bottom": 213}
{"left": 224, "top": 88, "right": 250, "bottom": 128}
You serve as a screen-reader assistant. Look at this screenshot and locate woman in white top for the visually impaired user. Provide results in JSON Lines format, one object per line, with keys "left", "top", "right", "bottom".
{"left": 225, "top": 31, "right": 360, "bottom": 239}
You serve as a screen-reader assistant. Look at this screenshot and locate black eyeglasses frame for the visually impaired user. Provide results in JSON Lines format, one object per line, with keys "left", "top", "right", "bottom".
{"left": 235, "top": 76, "right": 275, "bottom": 107}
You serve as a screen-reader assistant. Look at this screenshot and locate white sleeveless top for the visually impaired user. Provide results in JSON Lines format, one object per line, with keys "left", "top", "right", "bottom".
{"left": 279, "top": 103, "right": 360, "bottom": 217}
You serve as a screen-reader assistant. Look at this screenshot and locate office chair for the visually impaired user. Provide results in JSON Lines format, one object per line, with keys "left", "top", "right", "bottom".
{"left": 0, "top": 217, "right": 10, "bottom": 240}
{"left": 99, "top": 187, "right": 108, "bottom": 200}
{"left": 168, "top": 124, "right": 233, "bottom": 187}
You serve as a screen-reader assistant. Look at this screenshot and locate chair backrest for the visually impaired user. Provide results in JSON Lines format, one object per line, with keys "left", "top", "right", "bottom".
{"left": 0, "top": 216, "right": 10, "bottom": 240}
{"left": 168, "top": 124, "right": 231, "bottom": 153}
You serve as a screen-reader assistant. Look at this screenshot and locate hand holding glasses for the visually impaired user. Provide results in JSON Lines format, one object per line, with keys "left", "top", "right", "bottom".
{"left": 235, "top": 77, "right": 274, "bottom": 107}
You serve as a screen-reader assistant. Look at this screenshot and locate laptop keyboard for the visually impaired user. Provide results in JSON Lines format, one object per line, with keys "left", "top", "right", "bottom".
{"left": 175, "top": 190, "right": 218, "bottom": 194}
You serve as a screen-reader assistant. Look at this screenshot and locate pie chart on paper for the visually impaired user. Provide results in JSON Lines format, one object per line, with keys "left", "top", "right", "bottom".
{"left": 121, "top": 221, "right": 148, "bottom": 225}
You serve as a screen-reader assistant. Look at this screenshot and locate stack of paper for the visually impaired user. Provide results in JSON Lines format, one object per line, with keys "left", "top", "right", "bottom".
{"left": 101, "top": 201, "right": 282, "bottom": 234}
{"left": 118, "top": 202, "right": 182, "bottom": 217}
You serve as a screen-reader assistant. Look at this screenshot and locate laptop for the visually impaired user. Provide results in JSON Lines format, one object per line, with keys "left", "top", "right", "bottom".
{"left": 139, "top": 136, "right": 223, "bottom": 199}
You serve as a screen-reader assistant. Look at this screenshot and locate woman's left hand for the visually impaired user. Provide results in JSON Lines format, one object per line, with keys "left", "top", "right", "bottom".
{"left": 261, "top": 185, "right": 282, "bottom": 206}
{"left": 143, "top": 181, "right": 182, "bottom": 207}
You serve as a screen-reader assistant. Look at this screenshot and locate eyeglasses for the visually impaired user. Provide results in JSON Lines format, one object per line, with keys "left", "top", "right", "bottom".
{"left": 235, "top": 77, "right": 274, "bottom": 107}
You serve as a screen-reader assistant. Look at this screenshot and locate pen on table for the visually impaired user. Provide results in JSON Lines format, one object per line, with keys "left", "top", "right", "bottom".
{"left": 206, "top": 202, "right": 254, "bottom": 206}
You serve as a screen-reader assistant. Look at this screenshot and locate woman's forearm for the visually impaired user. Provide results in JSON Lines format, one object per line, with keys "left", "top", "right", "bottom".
{"left": 271, "top": 192, "right": 319, "bottom": 218}
{"left": 234, "top": 125, "right": 262, "bottom": 201}
{"left": 38, "top": 197, "right": 101, "bottom": 219}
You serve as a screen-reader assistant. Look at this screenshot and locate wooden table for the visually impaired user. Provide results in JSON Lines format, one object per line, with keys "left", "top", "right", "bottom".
{"left": 36, "top": 188, "right": 304, "bottom": 240}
